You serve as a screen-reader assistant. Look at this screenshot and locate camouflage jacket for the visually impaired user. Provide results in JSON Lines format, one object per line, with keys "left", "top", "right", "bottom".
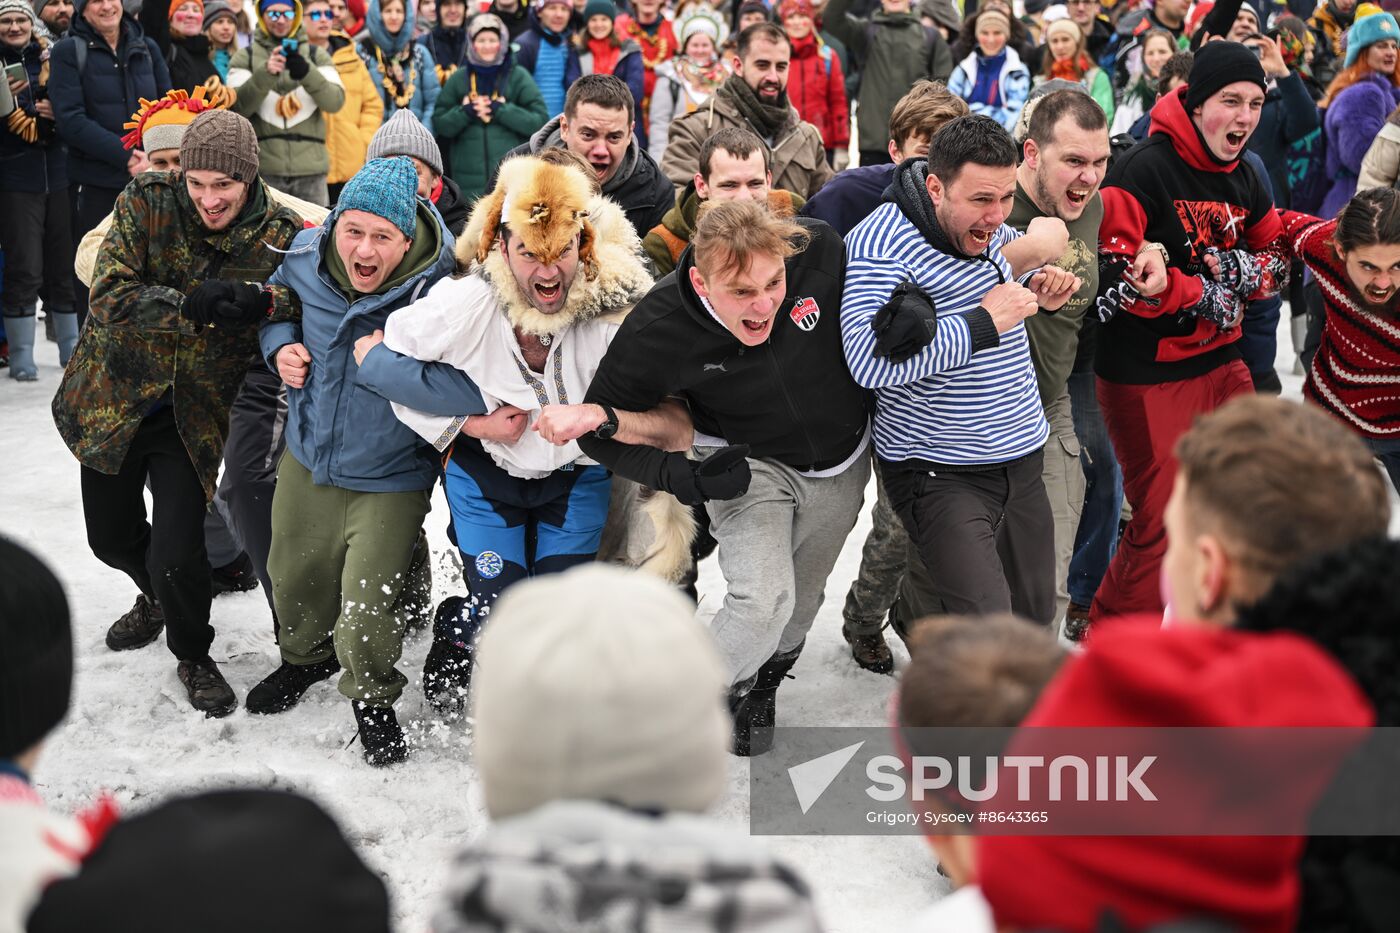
{"left": 52, "top": 173, "right": 303, "bottom": 500}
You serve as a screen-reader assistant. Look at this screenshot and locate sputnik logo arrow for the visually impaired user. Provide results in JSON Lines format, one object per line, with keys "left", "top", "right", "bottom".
{"left": 787, "top": 741, "right": 865, "bottom": 814}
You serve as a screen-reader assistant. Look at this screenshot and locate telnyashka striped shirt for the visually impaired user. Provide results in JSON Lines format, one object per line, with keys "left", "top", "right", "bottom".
{"left": 840, "top": 202, "right": 1049, "bottom": 467}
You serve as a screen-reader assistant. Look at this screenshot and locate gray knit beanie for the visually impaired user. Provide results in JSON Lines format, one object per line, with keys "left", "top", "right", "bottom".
{"left": 181, "top": 110, "right": 260, "bottom": 183}
{"left": 366, "top": 109, "right": 443, "bottom": 177}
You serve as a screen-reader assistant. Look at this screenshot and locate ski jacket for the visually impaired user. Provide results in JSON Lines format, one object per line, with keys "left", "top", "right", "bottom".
{"left": 260, "top": 200, "right": 485, "bottom": 493}
{"left": 785, "top": 33, "right": 849, "bottom": 151}
{"left": 947, "top": 46, "right": 1030, "bottom": 133}
{"left": 324, "top": 33, "right": 383, "bottom": 186}
{"left": 48, "top": 6, "right": 170, "bottom": 189}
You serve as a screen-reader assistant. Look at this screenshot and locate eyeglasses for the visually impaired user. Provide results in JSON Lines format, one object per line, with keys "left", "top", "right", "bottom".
{"left": 306, "top": 9, "right": 333, "bottom": 19}
{"left": 264, "top": 9, "right": 295, "bottom": 20}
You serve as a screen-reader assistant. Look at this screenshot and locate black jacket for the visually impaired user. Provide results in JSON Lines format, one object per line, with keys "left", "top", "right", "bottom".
{"left": 433, "top": 175, "right": 468, "bottom": 236}
{"left": 140, "top": 0, "right": 218, "bottom": 93}
{"left": 0, "top": 38, "right": 67, "bottom": 194}
{"left": 580, "top": 218, "right": 871, "bottom": 485}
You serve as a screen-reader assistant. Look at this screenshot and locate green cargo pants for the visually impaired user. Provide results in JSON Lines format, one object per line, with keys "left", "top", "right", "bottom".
{"left": 267, "top": 452, "right": 431, "bottom": 707}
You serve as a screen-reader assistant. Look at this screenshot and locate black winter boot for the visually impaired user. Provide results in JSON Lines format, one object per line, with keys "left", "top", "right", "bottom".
{"left": 106, "top": 594, "right": 165, "bottom": 651}
{"left": 353, "top": 700, "right": 408, "bottom": 766}
{"left": 210, "top": 552, "right": 259, "bottom": 597}
{"left": 731, "top": 643, "right": 803, "bottom": 757}
{"left": 246, "top": 656, "right": 342, "bottom": 714}
{"left": 423, "top": 596, "right": 475, "bottom": 714}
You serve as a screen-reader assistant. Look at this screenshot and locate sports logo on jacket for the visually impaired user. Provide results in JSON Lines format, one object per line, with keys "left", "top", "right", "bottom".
{"left": 790, "top": 296, "right": 821, "bottom": 332}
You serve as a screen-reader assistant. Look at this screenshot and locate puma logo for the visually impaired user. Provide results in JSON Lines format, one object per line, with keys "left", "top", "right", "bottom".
{"left": 703, "top": 362, "right": 727, "bottom": 373}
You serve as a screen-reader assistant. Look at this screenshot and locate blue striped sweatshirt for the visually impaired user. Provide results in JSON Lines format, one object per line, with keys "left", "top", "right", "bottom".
{"left": 840, "top": 201, "right": 1049, "bottom": 468}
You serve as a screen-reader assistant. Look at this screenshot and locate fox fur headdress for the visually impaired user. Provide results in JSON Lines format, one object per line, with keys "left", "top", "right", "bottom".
{"left": 461, "top": 155, "right": 653, "bottom": 337}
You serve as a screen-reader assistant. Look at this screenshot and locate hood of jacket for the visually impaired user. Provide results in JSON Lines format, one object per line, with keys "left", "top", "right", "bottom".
{"left": 459, "top": 191, "right": 653, "bottom": 337}
{"left": 429, "top": 800, "right": 823, "bottom": 933}
{"left": 366, "top": 0, "right": 416, "bottom": 55}
{"left": 1148, "top": 84, "right": 1243, "bottom": 173}
{"left": 527, "top": 115, "right": 650, "bottom": 198}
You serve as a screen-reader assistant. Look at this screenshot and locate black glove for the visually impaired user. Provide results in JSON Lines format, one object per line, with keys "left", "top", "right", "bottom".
{"left": 284, "top": 48, "right": 310, "bottom": 80}
{"left": 1095, "top": 254, "right": 1160, "bottom": 324}
{"left": 183, "top": 281, "right": 270, "bottom": 328}
{"left": 871, "top": 280, "right": 937, "bottom": 364}
{"left": 1184, "top": 277, "right": 1243, "bottom": 329}
{"left": 661, "top": 445, "right": 752, "bottom": 506}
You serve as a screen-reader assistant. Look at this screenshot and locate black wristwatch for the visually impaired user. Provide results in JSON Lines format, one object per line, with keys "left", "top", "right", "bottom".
{"left": 593, "top": 403, "right": 619, "bottom": 440}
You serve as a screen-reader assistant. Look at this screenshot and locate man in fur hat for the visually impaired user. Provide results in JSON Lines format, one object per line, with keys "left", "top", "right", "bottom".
{"left": 374, "top": 154, "right": 685, "bottom": 714}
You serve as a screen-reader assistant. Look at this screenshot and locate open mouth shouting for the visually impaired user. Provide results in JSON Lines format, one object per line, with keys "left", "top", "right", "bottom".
{"left": 588, "top": 158, "right": 610, "bottom": 178}
{"left": 966, "top": 228, "right": 993, "bottom": 252}
{"left": 1224, "top": 130, "right": 1247, "bottom": 151}
{"left": 534, "top": 277, "right": 562, "bottom": 304}
{"left": 1363, "top": 283, "right": 1395, "bottom": 304}
{"left": 1065, "top": 187, "right": 1091, "bottom": 208}
{"left": 351, "top": 260, "right": 382, "bottom": 288}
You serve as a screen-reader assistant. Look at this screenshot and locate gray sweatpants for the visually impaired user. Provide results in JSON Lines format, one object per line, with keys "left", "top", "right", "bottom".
{"left": 1040, "top": 391, "right": 1086, "bottom": 628}
{"left": 704, "top": 449, "right": 870, "bottom": 685}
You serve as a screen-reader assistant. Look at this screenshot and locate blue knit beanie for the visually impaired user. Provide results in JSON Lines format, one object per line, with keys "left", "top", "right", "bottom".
{"left": 1345, "top": 9, "right": 1400, "bottom": 68}
{"left": 337, "top": 157, "right": 420, "bottom": 238}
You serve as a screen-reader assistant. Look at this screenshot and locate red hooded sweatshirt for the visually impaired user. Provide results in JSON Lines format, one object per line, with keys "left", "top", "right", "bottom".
{"left": 1097, "top": 84, "right": 1285, "bottom": 385}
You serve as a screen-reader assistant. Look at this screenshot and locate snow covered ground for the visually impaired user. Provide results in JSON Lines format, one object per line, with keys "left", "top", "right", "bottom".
{"left": 0, "top": 316, "right": 1333, "bottom": 930}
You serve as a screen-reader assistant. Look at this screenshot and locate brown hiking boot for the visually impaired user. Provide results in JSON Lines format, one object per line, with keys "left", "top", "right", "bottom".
{"left": 106, "top": 594, "right": 165, "bottom": 651}
{"left": 842, "top": 626, "right": 894, "bottom": 674}
{"left": 177, "top": 658, "right": 237, "bottom": 718}
{"left": 1064, "top": 603, "right": 1092, "bottom": 643}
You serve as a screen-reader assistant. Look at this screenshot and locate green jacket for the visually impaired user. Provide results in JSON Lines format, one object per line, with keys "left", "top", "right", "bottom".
{"left": 642, "top": 183, "right": 806, "bottom": 276}
{"left": 228, "top": 15, "right": 346, "bottom": 177}
{"left": 433, "top": 63, "right": 549, "bottom": 202}
{"left": 52, "top": 174, "right": 303, "bottom": 500}
{"left": 825, "top": 0, "right": 953, "bottom": 153}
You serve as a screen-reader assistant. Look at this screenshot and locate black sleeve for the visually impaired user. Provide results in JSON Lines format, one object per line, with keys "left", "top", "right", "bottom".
{"left": 1192, "top": 0, "right": 1243, "bottom": 47}
{"left": 579, "top": 314, "right": 682, "bottom": 490}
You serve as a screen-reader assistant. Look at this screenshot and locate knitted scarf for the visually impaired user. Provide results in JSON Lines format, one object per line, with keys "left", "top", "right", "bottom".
{"left": 888, "top": 157, "right": 974, "bottom": 259}
{"left": 1049, "top": 52, "right": 1092, "bottom": 82}
{"left": 720, "top": 74, "right": 791, "bottom": 140}
{"left": 674, "top": 51, "right": 725, "bottom": 95}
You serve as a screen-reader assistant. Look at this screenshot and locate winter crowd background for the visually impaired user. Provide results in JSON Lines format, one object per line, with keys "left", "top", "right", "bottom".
{"left": 3, "top": 0, "right": 1400, "bottom": 928}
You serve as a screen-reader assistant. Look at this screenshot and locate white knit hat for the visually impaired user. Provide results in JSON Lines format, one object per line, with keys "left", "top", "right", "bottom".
{"left": 471, "top": 564, "right": 731, "bottom": 820}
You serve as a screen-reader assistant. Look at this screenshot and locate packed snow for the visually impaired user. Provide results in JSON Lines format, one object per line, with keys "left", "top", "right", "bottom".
{"left": 0, "top": 316, "right": 1354, "bottom": 931}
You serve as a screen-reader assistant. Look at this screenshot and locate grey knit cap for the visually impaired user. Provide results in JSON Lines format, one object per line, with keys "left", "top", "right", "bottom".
{"left": 366, "top": 109, "right": 443, "bottom": 177}
{"left": 181, "top": 110, "right": 260, "bottom": 183}
{"left": 202, "top": 0, "right": 238, "bottom": 31}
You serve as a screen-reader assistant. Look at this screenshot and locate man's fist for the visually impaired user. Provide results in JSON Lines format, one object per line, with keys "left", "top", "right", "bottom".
{"left": 662, "top": 445, "right": 751, "bottom": 505}
{"left": 183, "top": 280, "right": 269, "bottom": 328}
{"left": 1027, "top": 265, "right": 1081, "bottom": 313}
{"left": 1187, "top": 277, "right": 1244, "bottom": 329}
{"left": 353, "top": 329, "right": 384, "bottom": 365}
{"left": 276, "top": 342, "right": 312, "bottom": 388}
{"left": 981, "top": 281, "right": 1039, "bottom": 334}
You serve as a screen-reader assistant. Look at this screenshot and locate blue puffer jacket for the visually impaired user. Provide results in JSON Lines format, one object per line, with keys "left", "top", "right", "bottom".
{"left": 260, "top": 201, "right": 485, "bottom": 493}
{"left": 359, "top": 0, "right": 440, "bottom": 132}
{"left": 48, "top": 0, "right": 170, "bottom": 189}
{"left": 0, "top": 37, "right": 68, "bottom": 194}
{"left": 513, "top": 7, "right": 582, "bottom": 117}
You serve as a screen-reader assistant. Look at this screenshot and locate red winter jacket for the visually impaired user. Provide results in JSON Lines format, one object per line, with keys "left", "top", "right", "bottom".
{"left": 785, "top": 33, "right": 849, "bottom": 151}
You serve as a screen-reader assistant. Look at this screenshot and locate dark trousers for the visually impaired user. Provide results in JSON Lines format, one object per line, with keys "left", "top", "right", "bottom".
{"left": 212, "top": 366, "right": 286, "bottom": 614}
{"left": 81, "top": 407, "right": 215, "bottom": 662}
{"left": 859, "top": 148, "right": 892, "bottom": 167}
{"left": 0, "top": 189, "right": 74, "bottom": 315}
{"left": 881, "top": 450, "right": 1056, "bottom": 626}
{"left": 71, "top": 183, "right": 122, "bottom": 329}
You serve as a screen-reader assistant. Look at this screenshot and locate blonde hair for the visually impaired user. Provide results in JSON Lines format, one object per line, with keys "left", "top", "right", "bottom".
{"left": 691, "top": 200, "right": 810, "bottom": 280}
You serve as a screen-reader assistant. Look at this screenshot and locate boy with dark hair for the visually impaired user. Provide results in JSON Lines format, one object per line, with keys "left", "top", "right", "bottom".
{"left": 498, "top": 73, "right": 675, "bottom": 238}
{"left": 662, "top": 22, "right": 834, "bottom": 199}
{"left": 841, "top": 114, "right": 1079, "bottom": 627}
{"left": 643, "top": 126, "right": 803, "bottom": 276}
{"left": 1092, "top": 41, "right": 1286, "bottom": 625}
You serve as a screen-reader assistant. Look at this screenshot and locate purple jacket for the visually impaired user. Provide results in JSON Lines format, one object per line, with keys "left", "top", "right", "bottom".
{"left": 1322, "top": 73, "right": 1400, "bottom": 218}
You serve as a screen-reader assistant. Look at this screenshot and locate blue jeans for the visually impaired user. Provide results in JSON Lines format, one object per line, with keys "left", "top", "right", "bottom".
{"left": 1067, "top": 372, "right": 1124, "bottom": 608}
{"left": 1366, "top": 437, "right": 1400, "bottom": 496}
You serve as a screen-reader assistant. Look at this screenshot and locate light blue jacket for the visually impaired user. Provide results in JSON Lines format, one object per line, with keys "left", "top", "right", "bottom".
{"left": 260, "top": 201, "right": 484, "bottom": 493}
{"left": 359, "top": 0, "right": 441, "bottom": 132}
{"left": 947, "top": 47, "right": 1030, "bottom": 133}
